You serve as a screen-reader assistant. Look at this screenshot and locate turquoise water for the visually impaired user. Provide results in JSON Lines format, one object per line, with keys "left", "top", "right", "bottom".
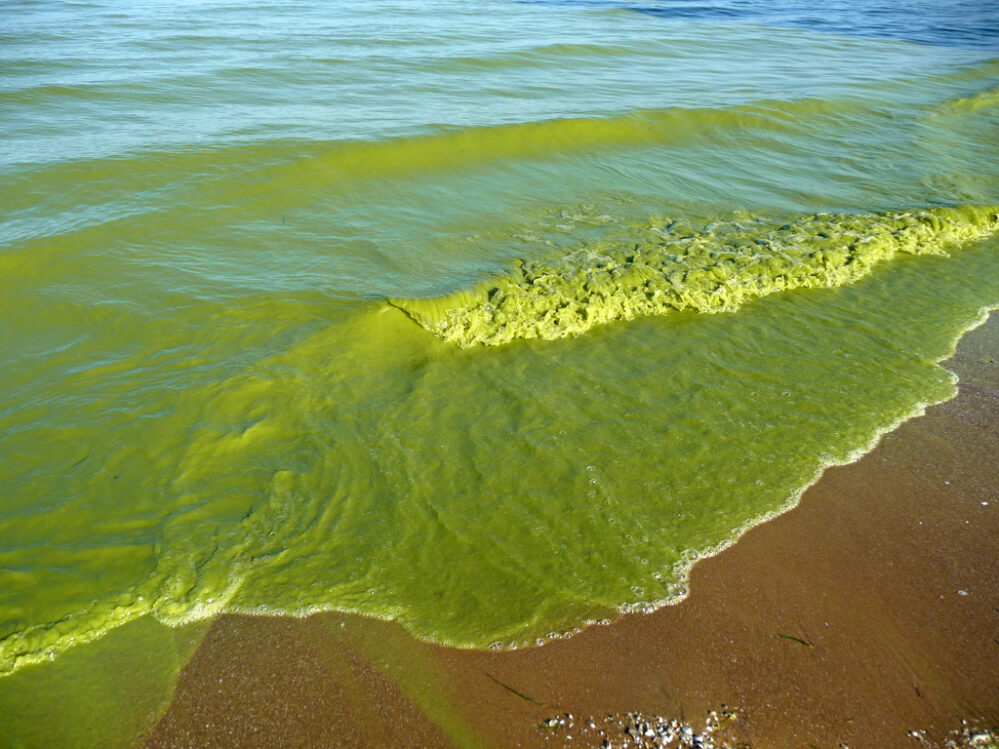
{"left": 2, "top": 2, "right": 999, "bottom": 738}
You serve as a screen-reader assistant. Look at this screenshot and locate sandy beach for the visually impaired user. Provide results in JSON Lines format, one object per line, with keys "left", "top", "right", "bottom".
{"left": 143, "top": 314, "right": 999, "bottom": 749}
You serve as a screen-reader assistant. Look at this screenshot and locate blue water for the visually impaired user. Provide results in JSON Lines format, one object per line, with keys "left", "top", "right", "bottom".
{"left": 522, "top": 0, "right": 999, "bottom": 47}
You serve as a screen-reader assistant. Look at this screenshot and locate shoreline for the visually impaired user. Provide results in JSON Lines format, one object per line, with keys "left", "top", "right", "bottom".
{"left": 146, "top": 314, "right": 999, "bottom": 748}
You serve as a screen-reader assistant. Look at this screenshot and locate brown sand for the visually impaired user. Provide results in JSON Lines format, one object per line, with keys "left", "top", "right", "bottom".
{"left": 146, "top": 316, "right": 999, "bottom": 749}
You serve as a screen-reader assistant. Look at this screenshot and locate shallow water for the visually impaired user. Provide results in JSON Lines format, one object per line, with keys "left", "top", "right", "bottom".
{"left": 2, "top": 0, "right": 998, "bottom": 709}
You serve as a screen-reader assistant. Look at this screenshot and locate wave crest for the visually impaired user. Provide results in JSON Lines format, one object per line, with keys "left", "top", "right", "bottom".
{"left": 392, "top": 205, "right": 999, "bottom": 347}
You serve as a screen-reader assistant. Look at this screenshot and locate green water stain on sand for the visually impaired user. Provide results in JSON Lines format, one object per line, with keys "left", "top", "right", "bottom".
{"left": 0, "top": 616, "right": 208, "bottom": 748}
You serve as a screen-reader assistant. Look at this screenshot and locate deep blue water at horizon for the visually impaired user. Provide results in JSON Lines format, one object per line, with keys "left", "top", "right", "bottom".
{"left": 518, "top": 0, "right": 999, "bottom": 47}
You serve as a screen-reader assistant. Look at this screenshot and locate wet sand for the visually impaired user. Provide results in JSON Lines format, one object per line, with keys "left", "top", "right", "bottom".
{"left": 146, "top": 315, "right": 999, "bottom": 749}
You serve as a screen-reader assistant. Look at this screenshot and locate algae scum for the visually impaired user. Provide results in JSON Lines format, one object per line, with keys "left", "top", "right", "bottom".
{"left": 3, "top": 202, "right": 998, "bottom": 680}
{"left": 393, "top": 206, "right": 999, "bottom": 346}
{"left": 2, "top": 0, "right": 999, "bottom": 714}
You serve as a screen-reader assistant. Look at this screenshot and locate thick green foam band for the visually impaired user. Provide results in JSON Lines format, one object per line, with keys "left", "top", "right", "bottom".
{"left": 392, "top": 206, "right": 999, "bottom": 347}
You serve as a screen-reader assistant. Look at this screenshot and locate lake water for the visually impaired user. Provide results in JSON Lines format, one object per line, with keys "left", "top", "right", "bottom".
{"left": 2, "top": 0, "right": 998, "bottom": 688}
